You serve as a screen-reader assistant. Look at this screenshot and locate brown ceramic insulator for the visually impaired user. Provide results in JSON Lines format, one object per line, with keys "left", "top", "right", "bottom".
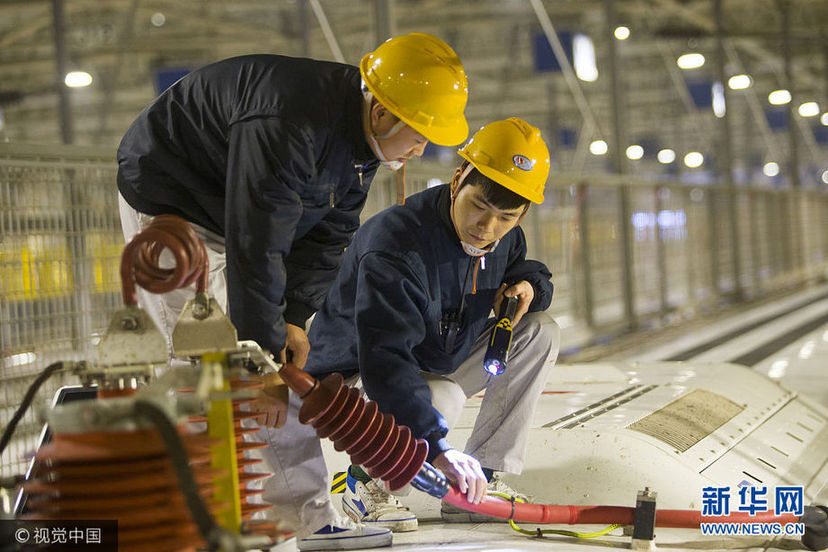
{"left": 237, "top": 457, "right": 263, "bottom": 468}
{"left": 235, "top": 441, "right": 270, "bottom": 455}
{"left": 120, "top": 214, "right": 209, "bottom": 306}
{"left": 241, "top": 502, "right": 273, "bottom": 518}
{"left": 233, "top": 411, "right": 261, "bottom": 423}
{"left": 238, "top": 472, "right": 269, "bottom": 484}
{"left": 229, "top": 377, "right": 264, "bottom": 390}
{"left": 187, "top": 411, "right": 259, "bottom": 424}
{"left": 22, "top": 427, "right": 214, "bottom": 552}
{"left": 181, "top": 371, "right": 281, "bottom": 544}
{"left": 227, "top": 375, "right": 279, "bottom": 540}
{"left": 239, "top": 488, "right": 264, "bottom": 500}
{"left": 234, "top": 426, "right": 261, "bottom": 437}
{"left": 276, "top": 363, "right": 317, "bottom": 398}
{"left": 283, "top": 367, "right": 429, "bottom": 492}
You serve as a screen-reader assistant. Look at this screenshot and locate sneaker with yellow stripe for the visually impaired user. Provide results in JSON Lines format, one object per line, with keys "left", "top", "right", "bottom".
{"left": 342, "top": 471, "right": 418, "bottom": 532}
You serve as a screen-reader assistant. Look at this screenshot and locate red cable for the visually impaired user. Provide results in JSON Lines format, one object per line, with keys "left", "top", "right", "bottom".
{"left": 442, "top": 487, "right": 800, "bottom": 528}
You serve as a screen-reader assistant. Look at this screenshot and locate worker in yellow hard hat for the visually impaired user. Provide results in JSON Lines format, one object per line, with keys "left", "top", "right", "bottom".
{"left": 266, "top": 118, "right": 559, "bottom": 535}
{"left": 361, "top": 32, "right": 469, "bottom": 163}
{"left": 116, "top": 33, "right": 468, "bottom": 551}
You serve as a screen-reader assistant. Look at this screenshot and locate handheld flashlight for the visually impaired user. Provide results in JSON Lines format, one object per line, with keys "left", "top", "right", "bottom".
{"left": 483, "top": 295, "right": 519, "bottom": 376}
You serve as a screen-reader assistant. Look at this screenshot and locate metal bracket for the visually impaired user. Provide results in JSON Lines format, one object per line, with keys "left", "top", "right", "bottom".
{"left": 172, "top": 294, "right": 238, "bottom": 357}
{"left": 96, "top": 306, "right": 168, "bottom": 371}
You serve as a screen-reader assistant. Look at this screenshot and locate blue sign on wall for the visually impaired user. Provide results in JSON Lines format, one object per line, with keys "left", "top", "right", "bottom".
{"left": 533, "top": 31, "right": 574, "bottom": 73}
{"left": 812, "top": 124, "right": 827, "bottom": 145}
{"left": 154, "top": 67, "right": 191, "bottom": 95}
{"left": 687, "top": 81, "right": 713, "bottom": 109}
{"left": 637, "top": 137, "right": 660, "bottom": 157}
{"left": 765, "top": 107, "right": 788, "bottom": 130}
{"left": 558, "top": 127, "right": 577, "bottom": 147}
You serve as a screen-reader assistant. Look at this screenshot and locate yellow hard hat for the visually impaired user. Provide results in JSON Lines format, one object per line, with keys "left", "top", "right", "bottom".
{"left": 360, "top": 33, "right": 469, "bottom": 146}
{"left": 457, "top": 118, "right": 550, "bottom": 204}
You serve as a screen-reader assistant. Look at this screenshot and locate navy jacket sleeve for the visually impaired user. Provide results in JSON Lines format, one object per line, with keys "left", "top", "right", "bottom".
{"left": 283, "top": 177, "right": 368, "bottom": 328}
{"left": 503, "top": 227, "right": 554, "bottom": 312}
{"left": 354, "top": 251, "right": 453, "bottom": 462}
{"left": 224, "top": 116, "right": 314, "bottom": 353}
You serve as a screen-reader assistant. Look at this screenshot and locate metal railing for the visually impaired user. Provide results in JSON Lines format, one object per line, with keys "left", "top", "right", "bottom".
{"left": 1, "top": 143, "right": 827, "bottom": 477}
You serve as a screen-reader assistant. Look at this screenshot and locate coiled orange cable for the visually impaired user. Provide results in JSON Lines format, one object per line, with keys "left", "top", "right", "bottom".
{"left": 120, "top": 215, "right": 209, "bottom": 306}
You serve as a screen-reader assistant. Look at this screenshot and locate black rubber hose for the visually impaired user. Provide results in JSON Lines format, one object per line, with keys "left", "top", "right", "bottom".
{"left": 0, "top": 361, "right": 66, "bottom": 456}
{"left": 133, "top": 399, "right": 233, "bottom": 551}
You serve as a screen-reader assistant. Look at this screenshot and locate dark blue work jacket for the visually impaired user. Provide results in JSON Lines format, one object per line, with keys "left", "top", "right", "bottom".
{"left": 116, "top": 55, "right": 379, "bottom": 353}
{"left": 306, "top": 184, "right": 553, "bottom": 460}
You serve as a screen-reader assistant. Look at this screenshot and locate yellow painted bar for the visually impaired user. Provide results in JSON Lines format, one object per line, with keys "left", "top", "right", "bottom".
{"left": 203, "top": 352, "right": 242, "bottom": 532}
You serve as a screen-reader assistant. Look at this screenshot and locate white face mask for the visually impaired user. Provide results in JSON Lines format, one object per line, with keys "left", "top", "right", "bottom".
{"left": 452, "top": 164, "right": 494, "bottom": 257}
{"left": 366, "top": 110, "right": 407, "bottom": 171}
{"left": 368, "top": 132, "right": 405, "bottom": 171}
{"left": 460, "top": 239, "right": 500, "bottom": 257}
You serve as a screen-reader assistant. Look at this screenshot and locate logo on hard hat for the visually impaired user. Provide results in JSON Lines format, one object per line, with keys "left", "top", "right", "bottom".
{"left": 512, "top": 154, "right": 535, "bottom": 171}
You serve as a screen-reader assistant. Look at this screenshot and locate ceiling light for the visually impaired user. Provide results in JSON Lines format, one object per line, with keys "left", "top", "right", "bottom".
{"left": 657, "top": 149, "right": 675, "bottom": 164}
{"left": 763, "top": 162, "right": 779, "bottom": 177}
{"left": 684, "top": 151, "right": 704, "bottom": 168}
{"left": 823, "top": 170, "right": 828, "bottom": 185}
{"left": 626, "top": 145, "right": 643, "bottom": 160}
{"left": 727, "top": 74, "right": 752, "bottom": 90}
{"left": 677, "top": 53, "right": 705, "bottom": 70}
{"left": 798, "top": 102, "right": 819, "bottom": 117}
{"left": 573, "top": 33, "right": 598, "bottom": 82}
{"left": 614, "top": 26, "right": 630, "bottom": 40}
{"left": 64, "top": 71, "right": 92, "bottom": 87}
{"left": 768, "top": 89, "right": 791, "bottom": 105}
{"left": 822, "top": 113, "right": 828, "bottom": 126}
{"left": 151, "top": 12, "right": 166, "bottom": 26}
{"left": 589, "top": 140, "right": 608, "bottom": 155}
{"left": 712, "top": 81, "right": 726, "bottom": 118}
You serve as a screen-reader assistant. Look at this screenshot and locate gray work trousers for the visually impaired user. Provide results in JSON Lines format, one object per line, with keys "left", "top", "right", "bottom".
{"left": 255, "top": 312, "right": 560, "bottom": 537}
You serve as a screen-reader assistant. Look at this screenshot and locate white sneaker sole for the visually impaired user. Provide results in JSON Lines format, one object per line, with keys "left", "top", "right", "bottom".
{"left": 343, "top": 502, "right": 419, "bottom": 533}
{"left": 298, "top": 531, "right": 392, "bottom": 551}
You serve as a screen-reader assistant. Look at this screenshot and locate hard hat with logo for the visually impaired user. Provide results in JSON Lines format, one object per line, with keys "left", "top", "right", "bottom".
{"left": 457, "top": 118, "right": 550, "bottom": 204}
{"left": 360, "top": 33, "right": 469, "bottom": 146}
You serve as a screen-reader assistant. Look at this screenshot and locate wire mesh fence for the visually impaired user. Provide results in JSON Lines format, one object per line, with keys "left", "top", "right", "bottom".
{"left": 0, "top": 144, "right": 121, "bottom": 478}
{"left": 1, "top": 144, "right": 827, "bottom": 478}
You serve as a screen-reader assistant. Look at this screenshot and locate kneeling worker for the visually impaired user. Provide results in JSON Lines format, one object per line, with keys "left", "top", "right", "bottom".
{"left": 304, "top": 117, "right": 560, "bottom": 532}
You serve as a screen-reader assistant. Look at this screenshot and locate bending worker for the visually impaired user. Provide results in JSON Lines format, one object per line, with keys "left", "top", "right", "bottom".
{"left": 115, "top": 33, "right": 468, "bottom": 550}
{"left": 281, "top": 117, "right": 560, "bottom": 541}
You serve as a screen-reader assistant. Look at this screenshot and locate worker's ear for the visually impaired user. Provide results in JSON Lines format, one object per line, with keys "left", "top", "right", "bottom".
{"left": 371, "top": 100, "right": 397, "bottom": 127}
{"left": 449, "top": 167, "right": 464, "bottom": 198}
